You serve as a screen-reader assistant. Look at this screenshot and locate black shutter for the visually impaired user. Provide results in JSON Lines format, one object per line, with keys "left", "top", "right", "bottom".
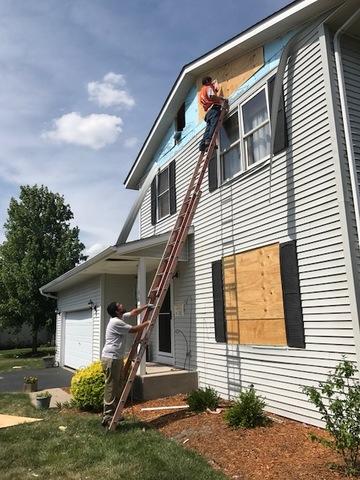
{"left": 268, "top": 75, "right": 288, "bottom": 155}
{"left": 212, "top": 260, "right": 227, "bottom": 342}
{"left": 151, "top": 177, "right": 157, "bottom": 225}
{"left": 169, "top": 160, "right": 177, "bottom": 215}
{"left": 208, "top": 154, "right": 218, "bottom": 192}
{"left": 280, "top": 240, "right": 305, "bottom": 348}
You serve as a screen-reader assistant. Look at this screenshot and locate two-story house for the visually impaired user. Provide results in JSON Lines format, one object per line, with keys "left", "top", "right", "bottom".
{"left": 41, "top": 0, "right": 360, "bottom": 427}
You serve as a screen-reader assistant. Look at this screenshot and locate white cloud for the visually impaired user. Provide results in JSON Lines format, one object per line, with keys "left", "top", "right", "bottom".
{"left": 85, "top": 242, "right": 107, "bottom": 258}
{"left": 42, "top": 112, "right": 123, "bottom": 149}
{"left": 124, "top": 136, "right": 138, "bottom": 148}
{"left": 88, "top": 72, "right": 135, "bottom": 109}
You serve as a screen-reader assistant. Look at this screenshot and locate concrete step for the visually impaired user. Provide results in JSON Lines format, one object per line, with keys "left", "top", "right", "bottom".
{"left": 133, "top": 370, "right": 198, "bottom": 401}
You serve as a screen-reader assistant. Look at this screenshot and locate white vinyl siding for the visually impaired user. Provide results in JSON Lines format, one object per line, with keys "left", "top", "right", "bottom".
{"left": 139, "top": 24, "right": 356, "bottom": 426}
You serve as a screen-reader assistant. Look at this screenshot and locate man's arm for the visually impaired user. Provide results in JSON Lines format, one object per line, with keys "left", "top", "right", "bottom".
{"left": 127, "top": 304, "right": 153, "bottom": 317}
{"left": 129, "top": 320, "right": 151, "bottom": 333}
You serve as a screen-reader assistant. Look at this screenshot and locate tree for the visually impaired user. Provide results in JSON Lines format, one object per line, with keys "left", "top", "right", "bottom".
{"left": 0, "top": 185, "right": 86, "bottom": 353}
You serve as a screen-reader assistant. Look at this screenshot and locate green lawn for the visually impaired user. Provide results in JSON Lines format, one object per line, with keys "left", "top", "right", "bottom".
{"left": 0, "top": 394, "right": 227, "bottom": 480}
{"left": 0, "top": 347, "right": 55, "bottom": 372}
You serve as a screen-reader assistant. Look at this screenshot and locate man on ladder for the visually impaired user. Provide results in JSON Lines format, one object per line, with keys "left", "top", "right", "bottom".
{"left": 101, "top": 301, "right": 153, "bottom": 428}
{"left": 199, "top": 76, "right": 227, "bottom": 152}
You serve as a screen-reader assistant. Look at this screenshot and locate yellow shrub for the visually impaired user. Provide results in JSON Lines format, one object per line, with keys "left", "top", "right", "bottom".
{"left": 70, "top": 361, "right": 104, "bottom": 411}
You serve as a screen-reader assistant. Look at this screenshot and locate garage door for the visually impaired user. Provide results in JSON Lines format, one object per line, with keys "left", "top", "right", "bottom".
{"left": 64, "top": 310, "right": 93, "bottom": 369}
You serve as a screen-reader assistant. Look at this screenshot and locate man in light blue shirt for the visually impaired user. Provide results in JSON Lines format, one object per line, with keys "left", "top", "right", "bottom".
{"left": 101, "top": 301, "right": 152, "bottom": 427}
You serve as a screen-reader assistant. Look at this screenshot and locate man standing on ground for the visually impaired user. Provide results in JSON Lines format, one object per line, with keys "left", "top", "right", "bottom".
{"left": 199, "top": 76, "right": 227, "bottom": 152}
{"left": 101, "top": 301, "right": 153, "bottom": 427}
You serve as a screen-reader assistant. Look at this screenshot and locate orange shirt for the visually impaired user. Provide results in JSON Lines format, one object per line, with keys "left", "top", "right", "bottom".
{"left": 199, "top": 83, "right": 221, "bottom": 112}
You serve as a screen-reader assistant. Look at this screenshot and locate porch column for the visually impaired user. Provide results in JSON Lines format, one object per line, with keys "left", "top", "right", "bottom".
{"left": 137, "top": 257, "right": 147, "bottom": 375}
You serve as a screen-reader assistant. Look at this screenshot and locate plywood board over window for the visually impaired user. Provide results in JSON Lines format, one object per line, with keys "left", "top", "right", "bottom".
{"left": 223, "top": 243, "right": 287, "bottom": 346}
{"left": 197, "top": 47, "right": 264, "bottom": 121}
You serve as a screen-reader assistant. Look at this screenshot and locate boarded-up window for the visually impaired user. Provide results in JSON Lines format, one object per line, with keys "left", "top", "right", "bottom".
{"left": 223, "top": 243, "right": 287, "bottom": 345}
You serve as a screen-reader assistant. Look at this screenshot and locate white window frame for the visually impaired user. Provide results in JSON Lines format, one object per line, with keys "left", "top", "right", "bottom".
{"left": 156, "top": 165, "right": 170, "bottom": 221}
{"left": 219, "top": 111, "right": 242, "bottom": 183}
{"left": 241, "top": 84, "right": 271, "bottom": 170}
{"left": 218, "top": 73, "right": 274, "bottom": 186}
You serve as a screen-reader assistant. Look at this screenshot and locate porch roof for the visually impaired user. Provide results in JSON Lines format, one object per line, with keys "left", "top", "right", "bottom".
{"left": 40, "top": 228, "right": 193, "bottom": 295}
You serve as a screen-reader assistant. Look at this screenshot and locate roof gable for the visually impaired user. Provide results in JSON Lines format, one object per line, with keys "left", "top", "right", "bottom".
{"left": 125, "top": 0, "right": 344, "bottom": 190}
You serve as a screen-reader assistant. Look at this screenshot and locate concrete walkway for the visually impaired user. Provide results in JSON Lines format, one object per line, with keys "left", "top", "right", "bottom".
{"left": 0, "top": 367, "right": 73, "bottom": 393}
{"left": 29, "top": 388, "right": 72, "bottom": 408}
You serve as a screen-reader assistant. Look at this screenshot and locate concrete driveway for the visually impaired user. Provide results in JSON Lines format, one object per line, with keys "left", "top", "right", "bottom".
{"left": 0, "top": 367, "right": 74, "bottom": 393}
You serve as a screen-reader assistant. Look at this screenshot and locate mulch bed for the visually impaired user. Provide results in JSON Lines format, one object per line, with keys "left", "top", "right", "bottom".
{"left": 124, "top": 394, "right": 351, "bottom": 480}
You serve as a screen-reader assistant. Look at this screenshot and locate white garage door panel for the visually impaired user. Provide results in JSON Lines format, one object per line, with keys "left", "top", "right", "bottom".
{"left": 64, "top": 310, "right": 93, "bottom": 370}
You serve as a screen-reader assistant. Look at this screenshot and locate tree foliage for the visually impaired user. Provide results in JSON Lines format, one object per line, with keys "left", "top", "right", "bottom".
{"left": 0, "top": 185, "right": 86, "bottom": 351}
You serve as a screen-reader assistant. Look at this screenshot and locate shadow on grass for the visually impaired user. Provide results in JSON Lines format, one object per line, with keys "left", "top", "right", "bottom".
{"left": 1, "top": 348, "right": 55, "bottom": 359}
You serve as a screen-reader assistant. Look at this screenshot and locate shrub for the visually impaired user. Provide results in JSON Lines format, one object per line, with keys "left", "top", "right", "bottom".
{"left": 70, "top": 361, "right": 105, "bottom": 411}
{"left": 186, "top": 387, "right": 219, "bottom": 412}
{"left": 224, "top": 385, "right": 269, "bottom": 429}
{"left": 303, "top": 358, "right": 360, "bottom": 476}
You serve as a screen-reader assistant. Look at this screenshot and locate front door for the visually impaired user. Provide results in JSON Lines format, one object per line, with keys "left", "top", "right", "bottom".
{"left": 157, "top": 287, "right": 173, "bottom": 364}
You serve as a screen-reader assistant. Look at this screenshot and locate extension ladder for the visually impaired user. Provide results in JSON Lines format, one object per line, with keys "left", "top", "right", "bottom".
{"left": 109, "top": 102, "right": 228, "bottom": 431}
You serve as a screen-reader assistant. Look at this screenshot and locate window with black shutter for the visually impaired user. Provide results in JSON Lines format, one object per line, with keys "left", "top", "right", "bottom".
{"left": 150, "top": 160, "right": 177, "bottom": 224}
{"left": 210, "top": 75, "right": 288, "bottom": 193}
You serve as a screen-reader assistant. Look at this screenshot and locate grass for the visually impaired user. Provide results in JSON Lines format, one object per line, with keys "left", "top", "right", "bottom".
{"left": 0, "top": 347, "right": 55, "bottom": 372}
{"left": 0, "top": 394, "right": 227, "bottom": 480}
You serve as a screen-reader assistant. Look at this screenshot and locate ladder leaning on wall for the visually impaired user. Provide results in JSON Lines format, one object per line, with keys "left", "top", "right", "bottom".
{"left": 108, "top": 101, "right": 228, "bottom": 432}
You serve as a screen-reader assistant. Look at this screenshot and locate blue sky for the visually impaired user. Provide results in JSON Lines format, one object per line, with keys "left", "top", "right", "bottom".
{"left": 0, "top": 0, "right": 290, "bottom": 256}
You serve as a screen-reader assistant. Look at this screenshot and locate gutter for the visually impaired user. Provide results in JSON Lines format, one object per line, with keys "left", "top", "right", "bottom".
{"left": 40, "top": 291, "right": 57, "bottom": 300}
{"left": 333, "top": 7, "right": 360, "bottom": 249}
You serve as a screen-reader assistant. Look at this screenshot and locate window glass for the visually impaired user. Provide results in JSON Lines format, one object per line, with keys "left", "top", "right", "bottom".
{"left": 220, "top": 113, "right": 239, "bottom": 149}
{"left": 158, "top": 191, "right": 170, "bottom": 219}
{"left": 222, "top": 145, "right": 241, "bottom": 181}
{"left": 158, "top": 169, "right": 169, "bottom": 195}
{"left": 220, "top": 112, "right": 241, "bottom": 181}
{"left": 245, "top": 123, "right": 271, "bottom": 166}
{"left": 242, "top": 90, "right": 268, "bottom": 134}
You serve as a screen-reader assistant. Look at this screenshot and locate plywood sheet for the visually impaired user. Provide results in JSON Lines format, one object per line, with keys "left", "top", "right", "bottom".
{"left": 222, "top": 244, "right": 287, "bottom": 346}
{"left": 197, "top": 47, "right": 264, "bottom": 121}
{"left": 0, "top": 414, "right": 42, "bottom": 429}
{"left": 223, "top": 255, "right": 240, "bottom": 344}
{"left": 238, "top": 319, "right": 287, "bottom": 345}
{"left": 236, "top": 244, "right": 285, "bottom": 320}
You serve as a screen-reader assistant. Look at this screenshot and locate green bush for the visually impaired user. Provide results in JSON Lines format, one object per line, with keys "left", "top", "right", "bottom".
{"left": 186, "top": 387, "right": 219, "bottom": 412}
{"left": 70, "top": 361, "right": 105, "bottom": 411}
{"left": 303, "top": 358, "right": 360, "bottom": 476}
{"left": 224, "top": 385, "right": 269, "bottom": 429}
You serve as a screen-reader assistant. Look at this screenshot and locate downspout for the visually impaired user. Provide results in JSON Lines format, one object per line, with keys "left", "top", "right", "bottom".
{"left": 333, "top": 7, "right": 360, "bottom": 249}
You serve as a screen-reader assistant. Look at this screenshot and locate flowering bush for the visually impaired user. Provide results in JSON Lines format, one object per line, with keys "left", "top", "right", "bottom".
{"left": 70, "top": 361, "right": 105, "bottom": 411}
